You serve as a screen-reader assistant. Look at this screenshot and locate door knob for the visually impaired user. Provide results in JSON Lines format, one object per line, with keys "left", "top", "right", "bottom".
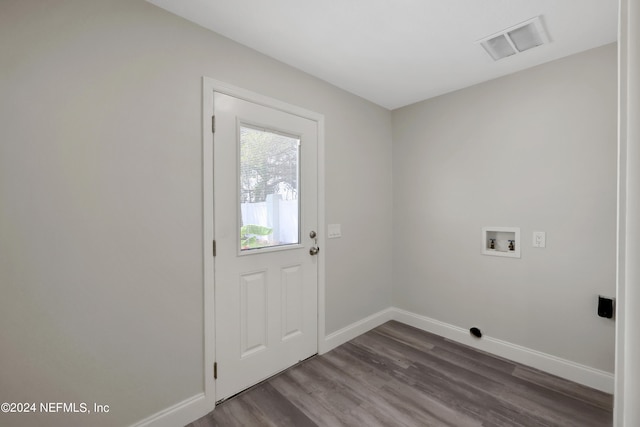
{"left": 309, "top": 230, "right": 318, "bottom": 255}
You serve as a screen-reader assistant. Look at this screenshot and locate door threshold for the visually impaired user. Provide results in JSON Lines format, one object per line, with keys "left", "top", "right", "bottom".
{"left": 215, "top": 353, "right": 318, "bottom": 406}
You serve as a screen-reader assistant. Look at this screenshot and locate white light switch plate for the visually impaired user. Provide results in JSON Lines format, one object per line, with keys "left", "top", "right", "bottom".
{"left": 328, "top": 224, "right": 342, "bottom": 238}
{"left": 533, "top": 231, "right": 546, "bottom": 248}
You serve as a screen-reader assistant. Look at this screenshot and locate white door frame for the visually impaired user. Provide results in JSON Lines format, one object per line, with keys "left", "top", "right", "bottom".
{"left": 202, "top": 76, "right": 326, "bottom": 406}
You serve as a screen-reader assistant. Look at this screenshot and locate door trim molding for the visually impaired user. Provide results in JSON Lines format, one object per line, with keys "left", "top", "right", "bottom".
{"left": 201, "top": 76, "right": 326, "bottom": 407}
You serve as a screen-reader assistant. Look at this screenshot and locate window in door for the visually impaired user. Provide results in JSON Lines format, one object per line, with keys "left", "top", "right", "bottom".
{"left": 239, "top": 124, "right": 300, "bottom": 251}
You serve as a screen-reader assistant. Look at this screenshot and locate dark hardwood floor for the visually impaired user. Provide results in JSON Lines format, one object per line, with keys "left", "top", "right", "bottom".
{"left": 188, "top": 321, "right": 613, "bottom": 427}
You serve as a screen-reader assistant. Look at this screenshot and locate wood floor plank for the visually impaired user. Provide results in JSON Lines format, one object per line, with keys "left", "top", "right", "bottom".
{"left": 187, "top": 321, "right": 613, "bottom": 427}
{"left": 322, "top": 344, "right": 393, "bottom": 390}
{"left": 378, "top": 377, "right": 483, "bottom": 427}
{"left": 268, "top": 373, "right": 343, "bottom": 426}
{"left": 374, "top": 321, "right": 438, "bottom": 353}
{"left": 512, "top": 365, "right": 614, "bottom": 411}
{"left": 239, "top": 382, "right": 317, "bottom": 427}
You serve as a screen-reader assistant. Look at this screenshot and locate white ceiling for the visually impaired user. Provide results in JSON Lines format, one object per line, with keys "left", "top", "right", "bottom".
{"left": 148, "top": 0, "right": 618, "bottom": 110}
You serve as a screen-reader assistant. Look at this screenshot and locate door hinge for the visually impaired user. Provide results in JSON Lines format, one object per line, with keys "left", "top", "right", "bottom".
{"left": 212, "top": 240, "right": 216, "bottom": 257}
{"left": 214, "top": 362, "right": 218, "bottom": 380}
{"left": 212, "top": 115, "right": 215, "bottom": 133}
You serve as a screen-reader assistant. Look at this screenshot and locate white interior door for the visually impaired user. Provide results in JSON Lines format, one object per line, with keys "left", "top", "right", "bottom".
{"left": 213, "top": 92, "right": 318, "bottom": 401}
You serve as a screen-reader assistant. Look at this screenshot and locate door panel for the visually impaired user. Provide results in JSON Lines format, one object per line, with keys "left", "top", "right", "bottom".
{"left": 240, "top": 270, "right": 267, "bottom": 358}
{"left": 281, "top": 264, "right": 303, "bottom": 340}
{"left": 213, "top": 92, "right": 318, "bottom": 401}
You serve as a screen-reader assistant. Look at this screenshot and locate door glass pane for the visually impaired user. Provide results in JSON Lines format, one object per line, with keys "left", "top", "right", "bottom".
{"left": 239, "top": 125, "right": 300, "bottom": 251}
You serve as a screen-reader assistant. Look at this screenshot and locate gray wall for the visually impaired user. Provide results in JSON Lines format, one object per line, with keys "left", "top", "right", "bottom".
{"left": 0, "top": 1, "right": 392, "bottom": 426}
{"left": 392, "top": 44, "right": 617, "bottom": 372}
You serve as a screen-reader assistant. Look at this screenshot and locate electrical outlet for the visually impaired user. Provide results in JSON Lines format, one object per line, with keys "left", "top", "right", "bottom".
{"left": 533, "top": 231, "right": 546, "bottom": 248}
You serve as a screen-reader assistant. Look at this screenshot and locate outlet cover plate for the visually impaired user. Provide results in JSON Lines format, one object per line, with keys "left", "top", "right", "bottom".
{"left": 533, "top": 231, "right": 546, "bottom": 248}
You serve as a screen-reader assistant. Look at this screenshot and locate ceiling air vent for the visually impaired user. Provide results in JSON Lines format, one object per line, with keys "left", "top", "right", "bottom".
{"left": 478, "top": 16, "right": 550, "bottom": 61}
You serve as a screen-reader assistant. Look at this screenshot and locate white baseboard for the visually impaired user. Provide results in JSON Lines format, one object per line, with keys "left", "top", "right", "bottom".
{"left": 391, "top": 307, "right": 614, "bottom": 394}
{"left": 321, "top": 307, "right": 395, "bottom": 354}
{"left": 135, "top": 305, "right": 613, "bottom": 426}
{"left": 130, "top": 392, "right": 213, "bottom": 427}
